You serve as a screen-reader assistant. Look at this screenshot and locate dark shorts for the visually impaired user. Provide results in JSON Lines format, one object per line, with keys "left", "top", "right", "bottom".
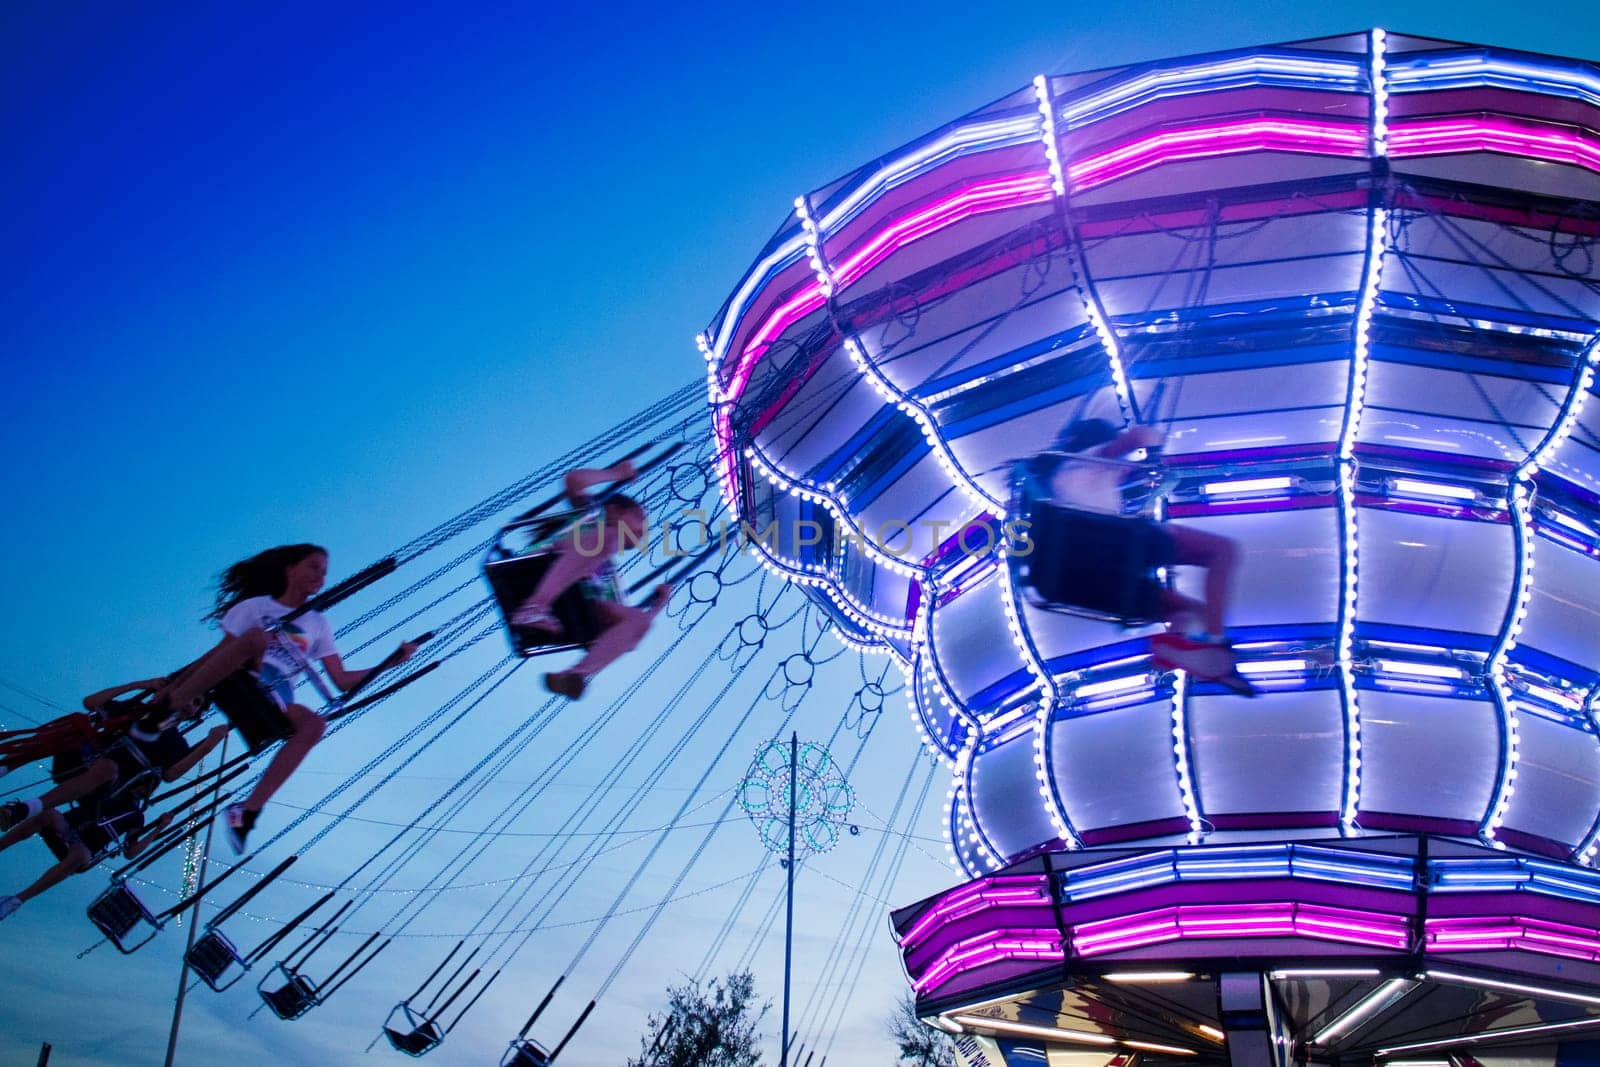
{"left": 1021, "top": 504, "right": 1175, "bottom": 620}
{"left": 41, "top": 813, "right": 108, "bottom": 865}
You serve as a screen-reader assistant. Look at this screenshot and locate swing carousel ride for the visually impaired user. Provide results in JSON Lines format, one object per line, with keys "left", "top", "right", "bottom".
{"left": 4, "top": 25, "right": 1600, "bottom": 1067}
{"left": 706, "top": 26, "right": 1600, "bottom": 1067}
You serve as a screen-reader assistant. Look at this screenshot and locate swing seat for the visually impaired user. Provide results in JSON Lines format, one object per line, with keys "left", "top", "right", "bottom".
{"left": 502, "top": 1039, "right": 552, "bottom": 1067}
{"left": 1012, "top": 501, "right": 1169, "bottom": 626}
{"left": 260, "top": 968, "right": 321, "bottom": 1020}
{"left": 384, "top": 1003, "right": 445, "bottom": 1056}
{"left": 87, "top": 882, "right": 162, "bottom": 953}
{"left": 484, "top": 510, "right": 623, "bottom": 658}
{"left": 384, "top": 1023, "right": 444, "bottom": 1056}
{"left": 187, "top": 927, "right": 249, "bottom": 991}
{"left": 210, "top": 669, "right": 294, "bottom": 755}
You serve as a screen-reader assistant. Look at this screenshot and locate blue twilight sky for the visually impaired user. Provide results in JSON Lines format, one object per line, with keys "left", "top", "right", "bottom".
{"left": 2, "top": 3, "right": 1598, "bottom": 1065}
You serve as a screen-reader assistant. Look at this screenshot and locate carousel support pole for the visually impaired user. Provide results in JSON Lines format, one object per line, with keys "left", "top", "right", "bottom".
{"left": 164, "top": 734, "right": 227, "bottom": 1067}
{"left": 781, "top": 731, "right": 796, "bottom": 1067}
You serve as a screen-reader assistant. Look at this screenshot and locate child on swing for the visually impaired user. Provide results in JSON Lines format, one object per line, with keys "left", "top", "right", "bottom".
{"left": 508, "top": 462, "right": 672, "bottom": 700}
{"left": 1027, "top": 418, "right": 1253, "bottom": 695}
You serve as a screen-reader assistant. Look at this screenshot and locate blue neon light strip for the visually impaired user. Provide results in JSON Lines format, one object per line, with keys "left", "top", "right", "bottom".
{"left": 1431, "top": 856, "right": 1600, "bottom": 904}
{"left": 1057, "top": 843, "right": 1416, "bottom": 902}
{"left": 1386, "top": 49, "right": 1600, "bottom": 109}
{"left": 1060, "top": 48, "right": 1366, "bottom": 130}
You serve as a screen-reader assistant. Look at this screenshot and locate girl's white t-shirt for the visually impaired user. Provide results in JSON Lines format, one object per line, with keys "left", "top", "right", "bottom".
{"left": 221, "top": 595, "right": 337, "bottom": 707}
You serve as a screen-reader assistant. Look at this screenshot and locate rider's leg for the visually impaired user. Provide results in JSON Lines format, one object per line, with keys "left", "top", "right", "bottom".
{"left": 564, "top": 462, "right": 637, "bottom": 504}
{"left": 513, "top": 524, "right": 622, "bottom": 628}
{"left": 1165, "top": 523, "right": 1238, "bottom": 638}
{"left": 15, "top": 810, "right": 93, "bottom": 903}
{"left": 1158, "top": 587, "right": 1207, "bottom": 632}
{"left": 570, "top": 602, "right": 654, "bottom": 678}
{"left": 30, "top": 758, "right": 118, "bottom": 811}
{"left": 238, "top": 703, "right": 326, "bottom": 814}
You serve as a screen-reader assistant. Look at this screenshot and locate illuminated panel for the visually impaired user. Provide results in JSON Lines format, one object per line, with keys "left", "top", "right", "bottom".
{"left": 930, "top": 572, "right": 1030, "bottom": 713}
{"left": 1359, "top": 358, "right": 1567, "bottom": 465}
{"left": 1355, "top": 690, "right": 1499, "bottom": 830}
{"left": 1022, "top": 594, "right": 1157, "bottom": 677}
{"left": 752, "top": 358, "right": 895, "bottom": 483}
{"left": 1050, "top": 698, "right": 1191, "bottom": 844}
{"left": 969, "top": 731, "right": 1068, "bottom": 862}
{"left": 1168, "top": 508, "right": 1341, "bottom": 630}
{"left": 1187, "top": 689, "right": 1345, "bottom": 827}
{"left": 1355, "top": 507, "right": 1515, "bottom": 644}
{"left": 911, "top": 927, "right": 1064, "bottom": 993}
{"left": 1516, "top": 533, "right": 1600, "bottom": 675}
{"left": 1496, "top": 711, "right": 1600, "bottom": 854}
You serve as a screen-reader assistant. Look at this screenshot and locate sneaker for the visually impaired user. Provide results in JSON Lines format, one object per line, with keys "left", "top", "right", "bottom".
{"left": 1217, "top": 670, "right": 1261, "bottom": 699}
{"left": 223, "top": 804, "right": 257, "bottom": 855}
{"left": 0, "top": 895, "right": 20, "bottom": 921}
{"left": 1151, "top": 633, "right": 1237, "bottom": 682}
{"left": 510, "top": 604, "right": 563, "bottom": 635}
{"left": 544, "top": 671, "right": 588, "bottom": 700}
{"left": 0, "top": 800, "right": 34, "bottom": 832}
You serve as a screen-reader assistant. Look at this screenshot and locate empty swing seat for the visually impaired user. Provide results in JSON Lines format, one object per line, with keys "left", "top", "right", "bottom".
{"left": 484, "top": 511, "right": 623, "bottom": 658}
{"left": 186, "top": 928, "right": 249, "bottom": 990}
{"left": 88, "top": 882, "right": 162, "bottom": 953}
{"left": 384, "top": 1022, "right": 443, "bottom": 1057}
{"left": 210, "top": 670, "right": 293, "bottom": 754}
{"left": 383, "top": 1003, "right": 445, "bottom": 1057}
{"left": 1015, "top": 502, "right": 1170, "bottom": 625}
{"left": 260, "top": 970, "right": 320, "bottom": 1020}
{"left": 502, "top": 1040, "right": 552, "bottom": 1067}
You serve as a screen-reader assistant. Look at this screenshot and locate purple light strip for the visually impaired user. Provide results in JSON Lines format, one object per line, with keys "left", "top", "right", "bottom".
{"left": 898, "top": 873, "right": 1052, "bottom": 947}
{"left": 911, "top": 926, "right": 1065, "bottom": 993}
{"left": 1066, "top": 116, "right": 1368, "bottom": 190}
{"left": 1390, "top": 115, "right": 1600, "bottom": 173}
{"left": 1428, "top": 915, "right": 1600, "bottom": 962}
{"left": 1072, "top": 902, "right": 1411, "bottom": 956}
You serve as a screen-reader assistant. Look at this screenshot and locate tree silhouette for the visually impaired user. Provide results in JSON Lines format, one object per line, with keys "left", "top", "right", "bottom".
{"left": 627, "top": 970, "right": 770, "bottom": 1067}
{"left": 888, "top": 992, "right": 955, "bottom": 1067}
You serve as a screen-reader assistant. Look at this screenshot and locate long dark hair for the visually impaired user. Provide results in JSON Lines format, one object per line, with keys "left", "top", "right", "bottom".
{"left": 209, "top": 543, "right": 328, "bottom": 620}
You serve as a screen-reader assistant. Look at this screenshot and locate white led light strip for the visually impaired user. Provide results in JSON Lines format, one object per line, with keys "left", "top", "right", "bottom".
{"left": 1032, "top": 697, "right": 1080, "bottom": 848}
{"left": 736, "top": 528, "right": 913, "bottom": 637}
{"left": 905, "top": 656, "right": 958, "bottom": 771}
{"left": 743, "top": 445, "right": 922, "bottom": 579}
{"left": 1170, "top": 670, "right": 1204, "bottom": 842}
{"left": 962, "top": 745, "right": 1006, "bottom": 872}
{"left": 1369, "top": 29, "right": 1390, "bottom": 157}
{"left": 1482, "top": 479, "right": 1530, "bottom": 847}
{"left": 1035, "top": 71, "right": 1134, "bottom": 424}
{"left": 1333, "top": 76, "right": 1390, "bottom": 827}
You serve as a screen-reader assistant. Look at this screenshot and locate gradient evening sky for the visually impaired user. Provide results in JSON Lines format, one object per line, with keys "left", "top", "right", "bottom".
{"left": 2, "top": 2, "right": 1596, "bottom": 1065}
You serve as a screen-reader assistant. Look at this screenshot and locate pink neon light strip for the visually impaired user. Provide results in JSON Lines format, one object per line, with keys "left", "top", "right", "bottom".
{"left": 1390, "top": 115, "right": 1600, "bottom": 174}
{"left": 1067, "top": 117, "right": 1368, "bottom": 190}
{"left": 912, "top": 926, "right": 1065, "bottom": 993}
{"left": 1072, "top": 902, "right": 1411, "bottom": 956}
{"left": 1427, "top": 915, "right": 1600, "bottom": 963}
{"left": 713, "top": 114, "right": 1600, "bottom": 511}
{"left": 898, "top": 874, "right": 1052, "bottom": 947}
{"left": 721, "top": 173, "right": 1056, "bottom": 405}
